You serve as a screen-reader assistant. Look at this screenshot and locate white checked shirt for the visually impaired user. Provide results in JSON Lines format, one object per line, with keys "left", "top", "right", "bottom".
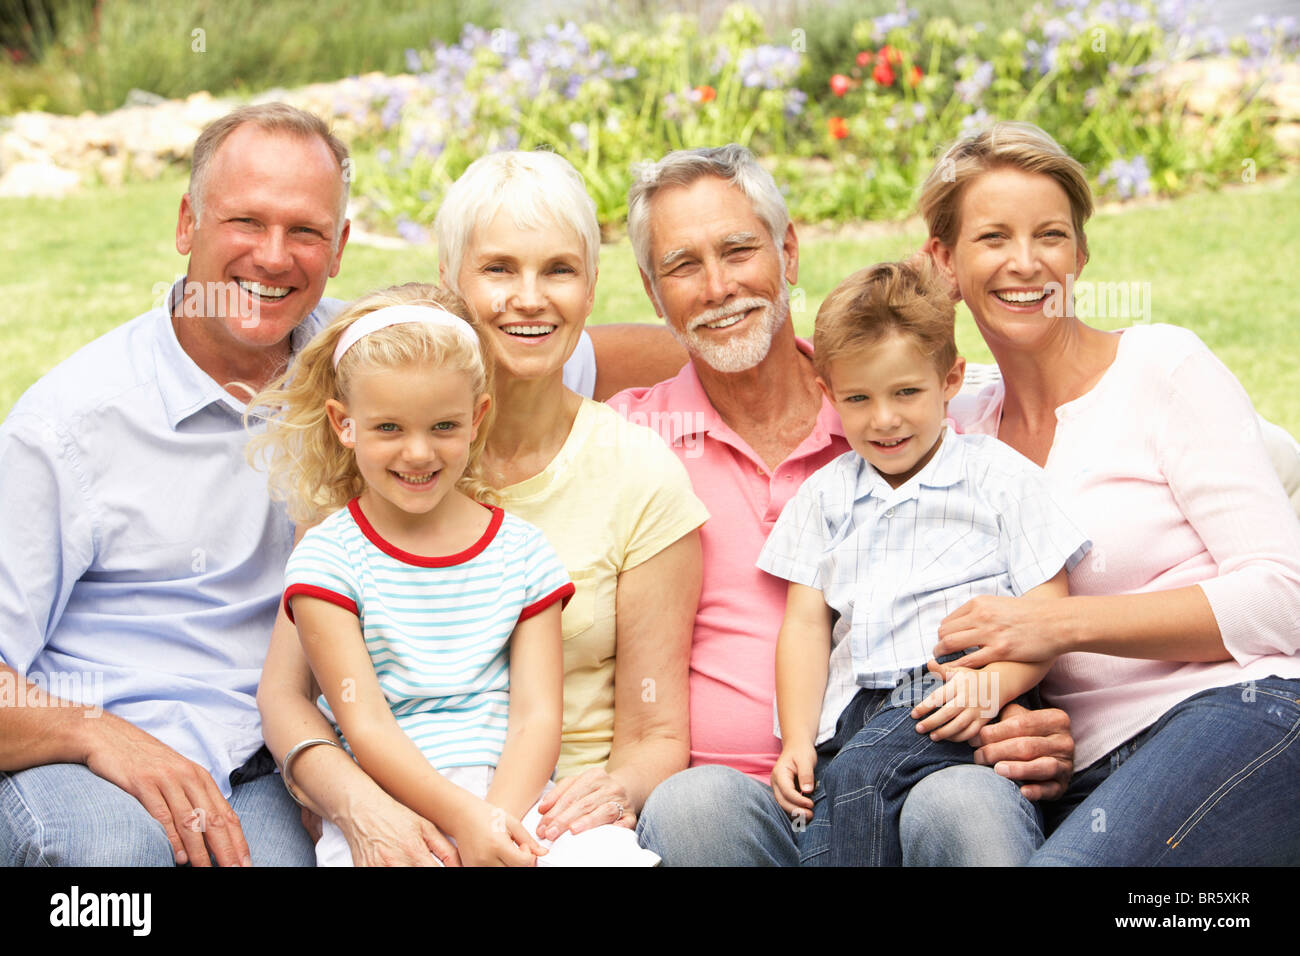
{"left": 757, "top": 428, "right": 1091, "bottom": 744}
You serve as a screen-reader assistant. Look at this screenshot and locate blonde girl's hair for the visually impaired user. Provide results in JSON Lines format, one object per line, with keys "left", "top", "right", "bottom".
{"left": 246, "top": 283, "right": 497, "bottom": 524}
{"left": 918, "top": 121, "right": 1094, "bottom": 263}
{"left": 813, "top": 258, "right": 958, "bottom": 383}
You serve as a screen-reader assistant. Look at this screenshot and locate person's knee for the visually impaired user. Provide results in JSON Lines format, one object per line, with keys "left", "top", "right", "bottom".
{"left": 639, "top": 765, "right": 791, "bottom": 865}
{"left": 901, "top": 764, "right": 1042, "bottom": 866}
{"left": 640, "top": 764, "right": 739, "bottom": 837}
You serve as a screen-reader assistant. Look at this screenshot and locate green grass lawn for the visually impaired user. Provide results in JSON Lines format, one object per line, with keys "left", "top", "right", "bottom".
{"left": 3, "top": 172, "right": 1298, "bottom": 434}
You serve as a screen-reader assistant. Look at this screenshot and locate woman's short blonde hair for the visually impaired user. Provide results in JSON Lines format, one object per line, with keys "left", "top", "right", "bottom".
{"left": 247, "top": 283, "right": 496, "bottom": 523}
{"left": 918, "top": 121, "right": 1094, "bottom": 262}
{"left": 435, "top": 150, "right": 600, "bottom": 292}
{"left": 813, "top": 259, "right": 958, "bottom": 383}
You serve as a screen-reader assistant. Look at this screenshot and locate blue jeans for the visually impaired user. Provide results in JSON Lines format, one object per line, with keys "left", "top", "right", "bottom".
{"left": 1028, "top": 676, "right": 1300, "bottom": 866}
{"left": 637, "top": 726, "right": 1041, "bottom": 865}
{"left": 0, "top": 762, "right": 315, "bottom": 866}
{"left": 799, "top": 677, "right": 1042, "bottom": 866}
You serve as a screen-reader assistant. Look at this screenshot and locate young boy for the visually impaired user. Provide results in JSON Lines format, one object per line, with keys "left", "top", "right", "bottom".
{"left": 757, "top": 260, "right": 1090, "bottom": 866}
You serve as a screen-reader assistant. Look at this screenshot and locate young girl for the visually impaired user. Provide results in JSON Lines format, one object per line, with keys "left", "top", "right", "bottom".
{"left": 250, "top": 283, "right": 656, "bottom": 866}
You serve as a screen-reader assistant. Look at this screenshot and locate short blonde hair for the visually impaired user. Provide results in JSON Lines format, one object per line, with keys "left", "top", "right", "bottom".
{"left": 435, "top": 150, "right": 600, "bottom": 292}
{"left": 814, "top": 259, "right": 958, "bottom": 382}
{"left": 190, "top": 103, "right": 350, "bottom": 237}
{"left": 918, "top": 121, "right": 1094, "bottom": 263}
{"left": 247, "top": 283, "right": 496, "bottom": 523}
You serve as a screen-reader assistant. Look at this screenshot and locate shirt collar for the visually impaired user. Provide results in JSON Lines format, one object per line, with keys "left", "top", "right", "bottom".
{"left": 852, "top": 424, "right": 966, "bottom": 501}
{"left": 154, "top": 280, "right": 326, "bottom": 429}
{"left": 656, "top": 337, "right": 846, "bottom": 446}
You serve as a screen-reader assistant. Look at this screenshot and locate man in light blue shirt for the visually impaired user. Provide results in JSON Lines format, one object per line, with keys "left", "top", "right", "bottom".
{"left": 0, "top": 104, "right": 353, "bottom": 866}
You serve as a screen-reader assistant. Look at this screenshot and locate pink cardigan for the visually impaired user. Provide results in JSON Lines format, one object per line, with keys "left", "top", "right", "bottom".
{"left": 951, "top": 324, "right": 1300, "bottom": 770}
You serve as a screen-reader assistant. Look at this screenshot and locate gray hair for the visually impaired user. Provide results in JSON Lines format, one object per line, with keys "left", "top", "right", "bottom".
{"left": 626, "top": 144, "right": 790, "bottom": 281}
{"left": 435, "top": 150, "right": 601, "bottom": 291}
{"left": 189, "top": 103, "right": 350, "bottom": 238}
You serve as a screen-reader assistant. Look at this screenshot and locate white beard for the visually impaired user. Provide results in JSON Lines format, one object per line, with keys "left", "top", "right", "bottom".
{"left": 667, "top": 286, "right": 790, "bottom": 375}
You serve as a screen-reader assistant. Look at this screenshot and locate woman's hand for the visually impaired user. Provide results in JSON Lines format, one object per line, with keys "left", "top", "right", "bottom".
{"left": 455, "top": 798, "right": 547, "bottom": 867}
{"left": 337, "top": 795, "right": 461, "bottom": 867}
{"left": 535, "top": 768, "right": 634, "bottom": 841}
{"left": 933, "top": 594, "right": 1067, "bottom": 670}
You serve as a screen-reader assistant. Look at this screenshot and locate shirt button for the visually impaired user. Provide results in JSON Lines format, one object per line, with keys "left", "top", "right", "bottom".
{"left": 884, "top": 509, "right": 895, "bottom": 518}
{"left": 756, "top": 465, "right": 765, "bottom": 477}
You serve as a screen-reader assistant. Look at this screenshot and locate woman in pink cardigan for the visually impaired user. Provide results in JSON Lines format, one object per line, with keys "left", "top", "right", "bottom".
{"left": 919, "top": 121, "right": 1300, "bottom": 864}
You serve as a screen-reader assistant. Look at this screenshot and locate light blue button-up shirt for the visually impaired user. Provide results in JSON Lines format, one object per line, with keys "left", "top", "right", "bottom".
{"left": 0, "top": 286, "right": 343, "bottom": 797}
{"left": 757, "top": 428, "right": 1091, "bottom": 745}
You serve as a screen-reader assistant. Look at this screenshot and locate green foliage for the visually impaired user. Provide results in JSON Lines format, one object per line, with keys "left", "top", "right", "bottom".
{"left": 342, "top": 0, "right": 1296, "bottom": 237}
{"left": 0, "top": 0, "right": 499, "bottom": 114}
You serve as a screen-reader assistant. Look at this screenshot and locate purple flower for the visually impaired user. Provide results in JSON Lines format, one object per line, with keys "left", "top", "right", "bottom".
{"left": 396, "top": 217, "right": 429, "bottom": 244}
{"left": 569, "top": 121, "right": 590, "bottom": 151}
{"left": 784, "top": 88, "right": 807, "bottom": 118}
{"left": 1099, "top": 155, "right": 1151, "bottom": 199}
{"left": 736, "top": 45, "right": 801, "bottom": 90}
{"left": 955, "top": 59, "right": 993, "bottom": 104}
{"left": 960, "top": 109, "right": 992, "bottom": 138}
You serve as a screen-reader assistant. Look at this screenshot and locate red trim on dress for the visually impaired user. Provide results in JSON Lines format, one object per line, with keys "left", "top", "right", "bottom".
{"left": 283, "top": 584, "right": 359, "bottom": 624}
{"left": 347, "top": 497, "right": 504, "bottom": 567}
{"left": 518, "top": 582, "right": 577, "bottom": 622}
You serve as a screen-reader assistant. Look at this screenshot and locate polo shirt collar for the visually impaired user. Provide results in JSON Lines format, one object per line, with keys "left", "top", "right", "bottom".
{"left": 656, "top": 337, "right": 847, "bottom": 447}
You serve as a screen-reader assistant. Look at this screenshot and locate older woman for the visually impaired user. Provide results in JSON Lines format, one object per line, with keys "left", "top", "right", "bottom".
{"left": 914, "top": 122, "right": 1300, "bottom": 864}
{"left": 257, "top": 151, "right": 706, "bottom": 865}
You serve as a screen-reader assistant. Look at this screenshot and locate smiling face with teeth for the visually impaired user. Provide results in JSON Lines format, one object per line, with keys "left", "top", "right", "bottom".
{"left": 326, "top": 362, "right": 490, "bottom": 533}
{"left": 928, "top": 167, "right": 1087, "bottom": 356}
{"left": 450, "top": 208, "right": 595, "bottom": 385}
{"left": 642, "top": 176, "right": 798, "bottom": 375}
{"left": 174, "top": 123, "right": 349, "bottom": 389}
{"left": 819, "top": 333, "right": 965, "bottom": 489}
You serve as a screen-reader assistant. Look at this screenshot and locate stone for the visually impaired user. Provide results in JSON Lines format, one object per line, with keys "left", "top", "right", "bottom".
{"left": 0, "top": 161, "right": 80, "bottom": 198}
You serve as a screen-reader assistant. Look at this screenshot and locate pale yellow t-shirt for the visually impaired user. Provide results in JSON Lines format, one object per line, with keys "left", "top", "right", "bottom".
{"left": 497, "top": 398, "right": 709, "bottom": 778}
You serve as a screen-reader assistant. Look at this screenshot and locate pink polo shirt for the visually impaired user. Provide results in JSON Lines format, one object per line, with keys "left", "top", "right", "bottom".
{"left": 609, "top": 342, "right": 849, "bottom": 781}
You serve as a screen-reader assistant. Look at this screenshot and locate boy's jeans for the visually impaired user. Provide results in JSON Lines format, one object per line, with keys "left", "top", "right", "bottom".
{"left": 799, "top": 663, "right": 1042, "bottom": 866}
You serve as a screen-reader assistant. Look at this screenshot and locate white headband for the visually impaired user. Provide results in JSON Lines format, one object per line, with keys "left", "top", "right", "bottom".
{"left": 332, "top": 304, "right": 480, "bottom": 369}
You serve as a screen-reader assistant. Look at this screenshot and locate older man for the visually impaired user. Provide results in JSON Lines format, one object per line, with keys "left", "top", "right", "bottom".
{"left": 607, "top": 144, "right": 1071, "bottom": 865}
{"left": 0, "top": 103, "right": 354, "bottom": 866}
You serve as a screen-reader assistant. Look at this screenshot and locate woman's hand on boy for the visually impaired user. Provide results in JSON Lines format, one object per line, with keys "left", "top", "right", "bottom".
{"left": 933, "top": 594, "right": 1066, "bottom": 669}
{"left": 771, "top": 743, "right": 817, "bottom": 820}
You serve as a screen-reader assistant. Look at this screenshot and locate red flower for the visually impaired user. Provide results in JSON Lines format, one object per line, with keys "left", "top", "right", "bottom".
{"left": 829, "top": 73, "right": 851, "bottom": 97}
{"left": 873, "top": 60, "right": 895, "bottom": 86}
{"left": 880, "top": 44, "right": 904, "bottom": 65}
{"left": 828, "top": 117, "right": 849, "bottom": 140}
{"left": 856, "top": 50, "right": 873, "bottom": 68}
{"left": 694, "top": 84, "right": 716, "bottom": 103}
{"left": 909, "top": 65, "right": 923, "bottom": 87}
